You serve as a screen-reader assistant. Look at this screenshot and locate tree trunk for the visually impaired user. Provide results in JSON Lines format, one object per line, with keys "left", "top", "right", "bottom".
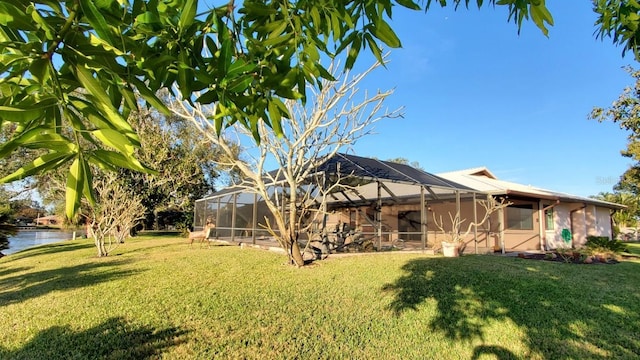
{"left": 94, "top": 236, "right": 107, "bottom": 257}
{"left": 289, "top": 238, "right": 305, "bottom": 266}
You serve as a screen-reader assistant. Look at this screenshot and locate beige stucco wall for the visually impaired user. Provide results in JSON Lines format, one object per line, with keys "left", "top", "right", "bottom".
{"left": 322, "top": 197, "right": 615, "bottom": 252}
{"left": 593, "top": 206, "right": 613, "bottom": 238}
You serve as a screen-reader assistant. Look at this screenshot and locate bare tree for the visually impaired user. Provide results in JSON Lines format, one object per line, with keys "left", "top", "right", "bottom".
{"left": 87, "top": 172, "right": 145, "bottom": 257}
{"left": 432, "top": 196, "right": 511, "bottom": 248}
{"left": 171, "top": 59, "right": 402, "bottom": 266}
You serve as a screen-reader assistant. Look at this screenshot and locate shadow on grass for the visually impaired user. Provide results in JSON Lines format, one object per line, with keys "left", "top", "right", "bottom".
{"left": 0, "top": 317, "right": 189, "bottom": 359}
{"left": 0, "top": 266, "right": 33, "bottom": 278}
{"left": 382, "top": 256, "right": 640, "bottom": 359}
{"left": 6, "top": 242, "right": 95, "bottom": 262}
{"left": 136, "top": 231, "right": 182, "bottom": 238}
{"left": 0, "top": 260, "right": 138, "bottom": 307}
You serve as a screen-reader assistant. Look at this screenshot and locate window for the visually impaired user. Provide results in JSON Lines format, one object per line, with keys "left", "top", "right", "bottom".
{"left": 506, "top": 204, "right": 534, "bottom": 230}
{"left": 544, "top": 207, "right": 554, "bottom": 231}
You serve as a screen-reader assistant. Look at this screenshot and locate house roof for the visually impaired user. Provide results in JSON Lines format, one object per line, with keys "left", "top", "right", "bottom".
{"left": 316, "top": 153, "right": 472, "bottom": 190}
{"left": 200, "top": 153, "right": 474, "bottom": 203}
{"left": 437, "top": 167, "right": 625, "bottom": 209}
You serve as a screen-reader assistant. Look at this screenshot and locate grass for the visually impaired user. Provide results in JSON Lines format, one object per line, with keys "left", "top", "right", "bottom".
{"left": 1, "top": 237, "right": 640, "bottom": 359}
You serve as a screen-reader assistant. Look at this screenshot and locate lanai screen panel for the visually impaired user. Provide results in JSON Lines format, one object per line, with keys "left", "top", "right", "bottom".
{"left": 206, "top": 197, "right": 219, "bottom": 227}
{"left": 193, "top": 199, "right": 206, "bottom": 230}
{"left": 253, "top": 194, "right": 277, "bottom": 238}
{"left": 235, "top": 192, "right": 255, "bottom": 238}
{"left": 216, "top": 194, "right": 235, "bottom": 237}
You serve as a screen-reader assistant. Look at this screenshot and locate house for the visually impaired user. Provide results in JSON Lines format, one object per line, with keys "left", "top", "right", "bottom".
{"left": 35, "top": 215, "right": 63, "bottom": 226}
{"left": 193, "top": 154, "right": 623, "bottom": 253}
{"left": 436, "top": 167, "right": 624, "bottom": 251}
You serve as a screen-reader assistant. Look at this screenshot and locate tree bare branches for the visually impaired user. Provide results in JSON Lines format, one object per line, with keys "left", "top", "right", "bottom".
{"left": 87, "top": 173, "right": 145, "bottom": 257}
{"left": 171, "top": 58, "right": 402, "bottom": 265}
{"left": 432, "top": 196, "right": 511, "bottom": 244}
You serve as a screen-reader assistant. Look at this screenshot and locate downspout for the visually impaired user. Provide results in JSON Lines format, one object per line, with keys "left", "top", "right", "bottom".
{"left": 421, "top": 186, "right": 426, "bottom": 252}
{"left": 455, "top": 190, "right": 461, "bottom": 246}
{"left": 377, "top": 181, "right": 382, "bottom": 251}
{"left": 498, "top": 207, "right": 505, "bottom": 254}
{"left": 569, "top": 204, "right": 587, "bottom": 248}
{"left": 473, "top": 192, "right": 478, "bottom": 254}
{"left": 539, "top": 200, "right": 560, "bottom": 251}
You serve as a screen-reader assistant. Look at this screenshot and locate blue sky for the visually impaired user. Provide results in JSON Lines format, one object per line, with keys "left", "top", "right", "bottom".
{"left": 344, "top": 2, "right": 634, "bottom": 197}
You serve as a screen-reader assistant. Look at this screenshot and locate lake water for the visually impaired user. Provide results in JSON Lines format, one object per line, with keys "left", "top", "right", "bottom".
{"left": 3, "top": 230, "right": 83, "bottom": 256}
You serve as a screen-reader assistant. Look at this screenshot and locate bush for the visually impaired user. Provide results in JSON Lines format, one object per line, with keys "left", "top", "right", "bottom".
{"left": 585, "top": 236, "right": 627, "bottom": 258}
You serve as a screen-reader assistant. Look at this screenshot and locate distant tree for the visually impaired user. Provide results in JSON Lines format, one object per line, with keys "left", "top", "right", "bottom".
{"left": 591, "top": 67, "right": 640, "bottom": 235}
{"left": 0, "top": 202, "right": 17, "bottom": 257}
{"left": 173, "top": 59, "right": 402, "bottom": 266}
{"left": 10, "top": 199, "right": 45, "bottom": 221}
{"left": 385, "top": 157, "right": 424, "bottom": 171}
{"left": 592, "top": 191, "right": 639, "bottom": 229}
{"left": 117, "top": 107, "right": 224, "bottom": 230}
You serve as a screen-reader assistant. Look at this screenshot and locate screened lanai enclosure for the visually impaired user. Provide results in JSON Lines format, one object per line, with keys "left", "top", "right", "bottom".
{"left": 194, "top": 154, "right": 498, "bottom": 254}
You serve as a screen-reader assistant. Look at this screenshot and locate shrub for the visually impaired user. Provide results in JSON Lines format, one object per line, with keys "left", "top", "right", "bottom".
{"left": 584, "top": 236, "right": 627, "bottom": 261}
{"left": 585, "top": 236, "right": 628, "bottom": 253}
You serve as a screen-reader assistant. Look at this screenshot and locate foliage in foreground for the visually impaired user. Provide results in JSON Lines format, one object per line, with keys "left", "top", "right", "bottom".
{"left": 0, "top": 0, "right": 554, "bottom": 220}
{"left": 1, "top": 238, "right": 639, "bottom": 359}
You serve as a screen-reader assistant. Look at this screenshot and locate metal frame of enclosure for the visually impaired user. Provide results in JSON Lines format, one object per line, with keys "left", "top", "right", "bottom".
{"left": 194, "top": 153, "right": 488, "bottom": 253}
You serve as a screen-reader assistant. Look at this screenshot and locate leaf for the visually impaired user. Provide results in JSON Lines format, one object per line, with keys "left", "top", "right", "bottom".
{"left": 74, "top": 64, "right": 139, "bottom": 143}
{"left": 345, "top": 35, "right": 362, "bottom": 70}
{"left": 364, "top": 33, "right": 384, "bottom": 66}
{"left": 90, "top": 149, "right": 158, "bottom": 174}
{"left": 179, "top": 0, "right": 197, "bottom": 31}
{"left": 227, "top": 74, "right": 253, "bottom": 93}
{"left": 0, "top": 97, "right": 57, "bottom": 124}
{"left": 30, "top": 6, "right": 56, "bottom": 40}
{"left": 530, "top": 3, "right": 554, "bottom": 37}
{"left": 3, "top": 126, "right": 75, "bottom": 154}
{"left": 369, "top": 20, "right": 402, "bottom": 48}
{"left": 268, "top": 100, "right": 283, "bottom": 137}
{"left": 395, "top": 0, "right": 421, "bottom": 11}
{"left": 81, "top": 156, "right": 96, "bottom": 207}
{"left": 88, "top": 34, "right": 125, "bottom": 56}
{"left": 227, "top": 59, "right": 256, "bottom": 77}
{"left": 135, "top": 11, "right": 162, "bottom": 31}
{"left": 66, "top": 157, "right": 84, "bottom": 220}
{"left": 0, "top": 105, "right": 44, "bottom": 123}
{"left": 29, "top": 58, "right": 51, "bottom": 84}
{"left": 177, "top": 52, "right": 193, "bottom": 99}
{"left": 92, "top": 128, "right": 136, "bottom": 156}
{"left": 68, "top": 97, "right": 110, "bottom": 129}
{"left": 218, "top": 37, "right": 232, "bottom": 75}
{"left": 129, "top": 77, "right": 170, "bottom": 115}
{"left": 0, "top": 152, "right": 73, "bottom": 183}
{"left": 79, "top": 0, "right": 114, "bottom": 45}
{"left": 0, "top": 2, "right": 36, "bottom": 30}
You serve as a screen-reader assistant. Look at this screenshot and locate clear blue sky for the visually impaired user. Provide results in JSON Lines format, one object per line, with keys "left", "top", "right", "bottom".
{"left": 345, "top": 2, "right": 633, "bottom": 197}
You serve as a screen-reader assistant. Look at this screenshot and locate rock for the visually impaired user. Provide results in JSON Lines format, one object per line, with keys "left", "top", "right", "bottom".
{"left": 583, "top": 256, "right": 593, "bottom": 264}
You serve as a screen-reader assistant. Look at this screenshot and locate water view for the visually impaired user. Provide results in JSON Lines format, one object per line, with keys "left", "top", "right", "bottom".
{"left": 4, "top": 230, "right": 83, "bottom": 256}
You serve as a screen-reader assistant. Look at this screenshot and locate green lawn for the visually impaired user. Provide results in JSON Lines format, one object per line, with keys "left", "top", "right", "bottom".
{"left": 1, "top": 237, "right": 639, "bottom": 359}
